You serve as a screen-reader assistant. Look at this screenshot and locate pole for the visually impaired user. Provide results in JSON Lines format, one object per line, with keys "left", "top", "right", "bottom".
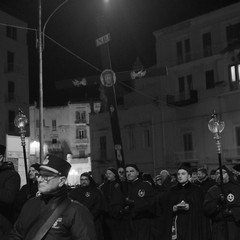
{"left": 20, "top": 134, "right": 29, "bottom": 186}
{"left": 38, "top": 0, "right": 44, "bottom": 164}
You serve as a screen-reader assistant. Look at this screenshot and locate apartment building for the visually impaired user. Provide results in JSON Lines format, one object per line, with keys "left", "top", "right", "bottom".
{"left": 90, "top": 2, "right": 240, "bottom": 181}
{"left": 29, "top": 101, "right": 101, "bottom": 185}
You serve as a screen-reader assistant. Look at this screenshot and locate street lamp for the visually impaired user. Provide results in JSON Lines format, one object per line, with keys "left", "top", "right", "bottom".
{"left": 208, "top": 112, "right": 225, "bottom": 184}
{"left": 14, "top": 109, "right": 29, "bottom": 186}
{"left": 38, "top": 0, "right": 69, "bottom": 163}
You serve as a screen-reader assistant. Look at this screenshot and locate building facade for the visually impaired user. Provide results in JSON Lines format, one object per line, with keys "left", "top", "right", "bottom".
{"left": 90, "top": 2, "right": 240, "bottom": 182}
{"left": 29, "top": 101, "right": 101, "bottom": 185}
{"left": 0, "top": 9, "right": 29, "bottom": 145}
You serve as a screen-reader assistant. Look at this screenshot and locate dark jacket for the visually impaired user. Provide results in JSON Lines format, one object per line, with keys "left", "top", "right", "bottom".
{"left": 162, "top": 181, "right": 205, "bottom": 240}
{"left": 204, "top": 171, "right": 240, "bottom": 240}
{"left": 9, "top": 186, "right": 96, "bottom": 240}
{"left": 0, "top": 161, "right": 20, "bottom": 239}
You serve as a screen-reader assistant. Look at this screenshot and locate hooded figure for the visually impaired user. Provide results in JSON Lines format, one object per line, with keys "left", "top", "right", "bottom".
{"left": 204, "top": 165, "right": 240, "bottom": 240}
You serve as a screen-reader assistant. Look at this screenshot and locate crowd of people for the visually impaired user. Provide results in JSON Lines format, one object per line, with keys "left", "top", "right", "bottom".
{"left": 1, "top": 142, "right": 240, "bottom": 240}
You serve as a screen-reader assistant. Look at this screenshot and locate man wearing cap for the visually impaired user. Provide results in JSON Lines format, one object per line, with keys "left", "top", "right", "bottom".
{"left": 161, "top": 163, "right": 205, "bottom": 240}
{"left": 0, "top": 144, "right": 20, "bottom": 239}
{"left": 9, "top": 154, "right": 96, "bottom": 240}
{"left": 124, "top": 163, "right": 157, "bottom": 240}
{"left": 204, "top": 166, "right": 240, "bottom": 240}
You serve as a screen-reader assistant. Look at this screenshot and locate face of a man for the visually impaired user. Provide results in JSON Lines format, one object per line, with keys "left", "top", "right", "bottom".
{"left": 105, "top": 170, "right": 116, "bottom": 181}
{"left": 177, "top": 169, "right": 190, "bottom": 184}
{"left": 197, "top": 171, "right": 206, "bottom": 181}
{"left": 80, "top": 176, "right": 90, "bottom": 187}
{"left": 37, "top": 171, "right": 65, "bottom": 194}
{"left": 126, "top": 167, "right": 139, "bottom": 182}
{"left": 29, "top": 167, "right": 39, "bottom": 180}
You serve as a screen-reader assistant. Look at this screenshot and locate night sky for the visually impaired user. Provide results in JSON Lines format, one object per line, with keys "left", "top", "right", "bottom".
{"left": 1, "top": 0, "right": 240, "bottom": 104}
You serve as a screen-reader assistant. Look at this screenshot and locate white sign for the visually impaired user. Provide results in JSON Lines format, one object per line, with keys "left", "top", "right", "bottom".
{"left": 96, "top": 33, "right": 111, "bottom": 47}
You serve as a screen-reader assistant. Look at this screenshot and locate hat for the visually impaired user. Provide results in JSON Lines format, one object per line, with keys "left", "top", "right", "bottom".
{"left": 125, "top": 163, "right": 140, "bottom": 172}
{"left": 160, "top": 170, "right": 170, "bottom": 176}
{"left": 40, "top": 154, "right": 71, "bottom": 177}
{"left": 107, "top": 167, "right": 118, "bottom": 177}
{"left": 178, "top": 162, "right": 192, "bottom": 174}
{"left": 0, "top": 145, "right": 6, "bottom": 156}
{"left": 30, "top": 163, "right": 40, "bottom": 172}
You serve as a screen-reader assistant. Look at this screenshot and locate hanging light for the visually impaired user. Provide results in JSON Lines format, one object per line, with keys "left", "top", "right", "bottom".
{"left": 208, "top": 113, "right": 225, "bottom": 134}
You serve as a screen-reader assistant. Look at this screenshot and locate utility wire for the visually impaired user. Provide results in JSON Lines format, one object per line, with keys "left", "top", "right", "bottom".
{"left": 0, "top": 22, "right": 36, "bottom": 31}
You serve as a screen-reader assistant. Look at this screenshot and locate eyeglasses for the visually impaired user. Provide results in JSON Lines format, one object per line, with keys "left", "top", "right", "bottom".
{"left": 80, "top": 178, "right": 89, "bottom": 181}
{"left": 36, "top": 173, "right": 59, "bottom": 183}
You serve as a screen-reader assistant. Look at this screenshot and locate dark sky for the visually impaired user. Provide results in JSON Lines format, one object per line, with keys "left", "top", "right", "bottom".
{"left": 1, "top": 0, "right": 240, "bottom": 104}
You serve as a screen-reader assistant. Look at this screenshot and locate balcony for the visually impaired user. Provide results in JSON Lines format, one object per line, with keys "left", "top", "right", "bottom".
{"left": 167, "top": 90, "right": 198, "bottom": 106}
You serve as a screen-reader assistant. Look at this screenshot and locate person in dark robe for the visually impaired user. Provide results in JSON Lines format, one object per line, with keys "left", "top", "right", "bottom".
{"left": 161, "top": 163, "right": 205, "bottom": 240}
{"left": 203, "top": 165, "right": 240, "bottom": 240}
{"left": 14, "top": 163, "right": 40, "bottom": 220}
{"left": 124, "top": 163, "right": 157, "bottom": 240}
{"left": 100, "top": 167, "right": 126, "bottom": 240}
{"left": 69, "top": 172, "right": 106, "bottom": 240}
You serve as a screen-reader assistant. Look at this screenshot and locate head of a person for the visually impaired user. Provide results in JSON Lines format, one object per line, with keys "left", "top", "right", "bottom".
{"left": 29, "top": 163, "right": 40, "bottom": 181}
{"left": 80, "top": 172, "right": 96, "bottom": 187}
{"left": 210, "top": 169, "right": 216, "bottom": 180}
{"left": 197, "top": 167, "right": 208, "bottom": 181}
{"left": 105, "top": 167, "right": 118, "bottom": 182}
{"left": 215, "top": 166, "right": 230, "bottom": 184}
{"left": 177, "top": 163, "right": 192, "bottom": 185}
{"left": 159, "top": 170, "right": 170, "bottom": 182}
{"left": 118, "top": 167, "right": 125, "bottom": 178}
{"left": 154, "top": 175, "right": 162, "bottom": 185}
{"left": 37, "top": 154, "right": 71, "bottom": 194}
{"left": 0, "top": 145, "right": 6, "bottom": 163}
{"left": 66, "top": 153, "right": 72, "bottom": 163}
{"left": 125, "top": 164, "right": 140, "bottom": 182}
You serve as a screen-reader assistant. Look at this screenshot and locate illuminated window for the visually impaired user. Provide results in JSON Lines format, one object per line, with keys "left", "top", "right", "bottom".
{"left": 229, "top": 64, "right": 240, "bottom": 90}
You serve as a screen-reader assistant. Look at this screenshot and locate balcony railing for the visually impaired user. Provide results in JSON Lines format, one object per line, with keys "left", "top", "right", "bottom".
{"left": 167, "top": 90, "right": 198, "bottom": 106}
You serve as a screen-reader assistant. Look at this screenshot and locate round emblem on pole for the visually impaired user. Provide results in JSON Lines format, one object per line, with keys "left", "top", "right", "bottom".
{"left": 100, "top": 69, "right": 116, "bottom": 87}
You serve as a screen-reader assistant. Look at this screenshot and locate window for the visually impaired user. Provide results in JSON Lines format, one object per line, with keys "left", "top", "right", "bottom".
{"left": 100, "top": 136, "right": 107, "bottom": 159}
{"left": 143, "top": 126, "right": 151, "bottom": 148}
{"left": 184, "top": 39, "right": 191, "bottom": 62}
{"left": 76, "top": 128, "right": 87, "bottom": 139}
{"left": 183, "top": 132, "right": 193, "bottom": 159}
{"left": 202, "top": 32, "right": 212, "bottom": 57}
{"left": 176, "top": 38, "right": 191, "bottom": 64}
{"left": 7, "top": 51, "right": 14, "bottom": 72}
{"left": 6, "top": 25, "right": 17, "bottom": 40}
{"left": 52, "top": 120, "right": 56, "bottom": 131}
{"left": 226, "top": 22, "right": 240, "bottom": 44}
{"left": 52, "top": 138, "right": 57, "bottom": 144}
{"left": 176, "top": 41, "right": 183, "bottom": 64}
{"left": 8, "top": 110, "right": 15, "bottom": 132}
{"left": 8, "top": 81, "right": 15, "bottom": 101}
{"left": 75, "top": 111, "right": 86, "bottom": 123}
{"left": 183, "top": 132, "right": 193, "bottom": 151}
{"left": 126, "top": 125, "right": 135, "bottom": 150}
{"left": 178, "top": 77, "right": 185, "bottom": 93}
{"left": 229, "top": 64, "right": 240, "bottom": 90}
{"left": 206, "top": 70, "right": 215, "bottom": 89}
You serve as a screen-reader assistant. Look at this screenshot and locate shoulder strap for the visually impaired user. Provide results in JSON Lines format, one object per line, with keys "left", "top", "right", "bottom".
{"left": 31, "top": 199, "right": 70, "bottom": 240}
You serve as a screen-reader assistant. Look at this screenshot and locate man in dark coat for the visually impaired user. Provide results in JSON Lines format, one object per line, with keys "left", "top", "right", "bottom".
{"left": 0, "top": 144, "right": 20, "bottom": 239}
{"left": 100, "top": 167, "right": 126, "bottom": 240}
{"left": 162, "top": 163, "right": 205, "bottom": 240}
{"left": 124, "top": 163, "right": 157, "bottom": 240}
{"left": 203, "top": 166, "right": 240, "bottom": 240}
{"left": 14, "top": 163, "right": 40, "bottom": 219}
{"left": 69, "top": 172, "right": 106, "bottom": 240}
{"left": 9, "top": 154, "right": 96, "bottom": 240}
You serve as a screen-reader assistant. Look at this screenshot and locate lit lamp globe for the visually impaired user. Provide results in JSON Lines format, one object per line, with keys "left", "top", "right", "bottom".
{"left": 14, "top": 110, "right": 28, "bottom": 133}
{"left": 208, "top": 114, "right": 225, "bottom": 135}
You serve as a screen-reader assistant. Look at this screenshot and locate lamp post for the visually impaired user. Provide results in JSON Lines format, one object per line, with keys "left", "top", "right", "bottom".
{"left": 38, "top": 0, "right": 69, "bottom": 163}
{"left": 14, "top": 109, "right": 29, "bottom": 186}
{"left": 208, "top": 112, "right": 228, "bottom": 240}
